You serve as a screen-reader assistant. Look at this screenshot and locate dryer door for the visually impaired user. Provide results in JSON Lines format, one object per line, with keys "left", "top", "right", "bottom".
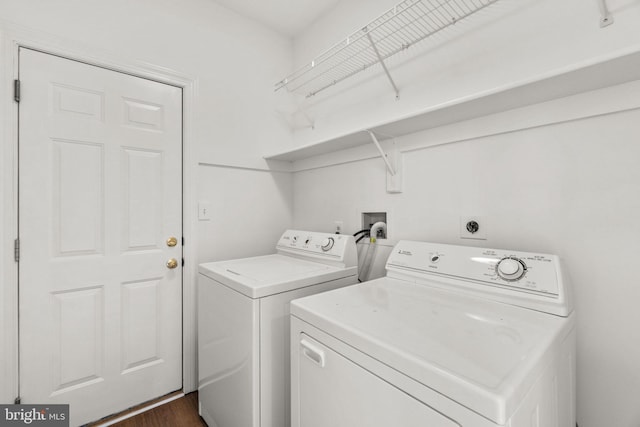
{"left": 295, "top": 334, "right": 460, "bottom": 427}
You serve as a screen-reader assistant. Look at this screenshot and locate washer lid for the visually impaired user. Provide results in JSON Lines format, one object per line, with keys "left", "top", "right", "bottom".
{"left": 290, "top": 278, "right": 574, "bottom": 424}
{"left": 199, "top": 254, "right": 356, "bottom": 298}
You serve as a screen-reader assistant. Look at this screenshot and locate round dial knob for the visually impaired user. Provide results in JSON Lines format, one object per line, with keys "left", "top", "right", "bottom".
{"left": 496, "top": 257, "right": 526, "bottom": 281}
{"left": 321, "top": 237, "right": 335, "bottom": 252}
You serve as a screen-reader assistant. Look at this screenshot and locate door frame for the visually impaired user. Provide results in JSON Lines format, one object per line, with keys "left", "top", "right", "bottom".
{"left": 0, "top": 23, "right": 200, "bottom": 404}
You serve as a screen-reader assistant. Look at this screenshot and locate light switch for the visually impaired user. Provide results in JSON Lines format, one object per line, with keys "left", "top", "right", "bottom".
{"left": 198, "top": 201, "right": 212, "bottom": 221}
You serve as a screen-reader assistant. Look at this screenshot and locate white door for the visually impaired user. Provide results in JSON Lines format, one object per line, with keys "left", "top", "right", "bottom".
{"left": 18, "top": 48, "right": 182, "bottom": 426}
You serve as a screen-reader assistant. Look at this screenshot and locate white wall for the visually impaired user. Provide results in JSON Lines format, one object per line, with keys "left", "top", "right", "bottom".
{"left": 0, "top": 0, "right": 294, "bottom": 403}
{"left": 292, "top": 80, "right": 640, "bottom": 427}
{"left": 289, "top": 0, "right": 640, "bottom": 145}
{"left": 197, "top": 165, "right": 293, "bottom": 263}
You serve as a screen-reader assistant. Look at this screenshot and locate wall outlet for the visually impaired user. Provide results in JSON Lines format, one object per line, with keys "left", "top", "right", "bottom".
{"left": 460, "top": 216, "right": 486, "bottom": 240}
{"left": 334, "top": 220, "right": 343, "bottom": 234}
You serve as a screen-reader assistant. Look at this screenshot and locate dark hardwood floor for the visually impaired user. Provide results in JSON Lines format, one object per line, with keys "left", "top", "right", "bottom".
{"left": 89, "top": 392, "right": 206, "bottom": 427}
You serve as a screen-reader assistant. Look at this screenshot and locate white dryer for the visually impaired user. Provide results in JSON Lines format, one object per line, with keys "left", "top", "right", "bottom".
{"left": 198, "top": 230, "right": 357, "bottom": 427}
{"left": 291, "top": 241, "right": 575, "bottom": 427}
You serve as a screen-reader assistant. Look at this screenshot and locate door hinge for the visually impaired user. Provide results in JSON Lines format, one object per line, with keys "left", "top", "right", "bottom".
{"left": 182, "top": 258, "right": 185, "bottom": 267}
{"left": 14, "top": 238, "right": 20, "bottom": 262}
{"left": 14, "top": 79, "right": 20, "bottom": 103}
{"left": 14, "top": 396, "right": 21, "bottom": 404}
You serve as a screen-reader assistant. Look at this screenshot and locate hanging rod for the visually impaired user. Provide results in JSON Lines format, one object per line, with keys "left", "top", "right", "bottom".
{"left": 275, "top": 0, "right": 500, "bottom": 98}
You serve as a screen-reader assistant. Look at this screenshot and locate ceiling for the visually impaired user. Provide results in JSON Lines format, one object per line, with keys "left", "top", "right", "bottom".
{"left": 213, "top": 0, "right": 341, "bottom": 37}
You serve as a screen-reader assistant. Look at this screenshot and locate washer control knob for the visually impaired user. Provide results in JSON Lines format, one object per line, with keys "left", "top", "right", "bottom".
{"left": 496, "top": 257, "right": 526, "bottom": 281}
{"left": 292, "top": 236, "right": 298, "bottom": 243}
{"left": 321, "top": 237, "right": 335, "bottom": 252}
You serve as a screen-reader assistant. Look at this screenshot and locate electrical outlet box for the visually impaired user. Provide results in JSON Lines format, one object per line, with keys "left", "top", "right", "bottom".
{"left": 362, "top": 212, "right": 387, "bottom": 239}
{"left": 460, "top": 216, "right": 486, "bottom": 240}
{"left": 334, "top": 220, "right": 344, "bottom": 234}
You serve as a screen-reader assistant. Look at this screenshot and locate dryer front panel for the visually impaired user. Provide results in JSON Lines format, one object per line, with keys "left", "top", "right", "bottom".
{"left": 295, "top": 333, "right": 459, "bottom": 427}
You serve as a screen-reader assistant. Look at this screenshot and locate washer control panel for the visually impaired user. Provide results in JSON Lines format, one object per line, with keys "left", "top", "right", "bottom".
{"left": 276, "top": 230, "right": 355, "bottom": 263}
{"left": 387, "top": 241, "right": 566, "bottom": 307}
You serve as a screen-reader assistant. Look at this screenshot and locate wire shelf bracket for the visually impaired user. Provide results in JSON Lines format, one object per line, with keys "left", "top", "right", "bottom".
{"left": 275, "top": 0, "right": 501, "bottom": 99}
{"left": 597, "top": 0, "right": 614, "bottom": 27}
{"left": 366, "top": 30, "right": 400, "bottom": 100}
{"left": 367, "top": 130, "right": 396, "bottom": 176}
{"left": 367, "top": 130, "right": 403, "bottom": 193}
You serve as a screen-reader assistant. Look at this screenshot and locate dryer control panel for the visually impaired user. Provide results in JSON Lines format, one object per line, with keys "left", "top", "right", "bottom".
{"left": 276, "top": 230, "right": 357, "bottom": 268}
{"left": 386, "top": 241, "right": 573, "bottom": 317}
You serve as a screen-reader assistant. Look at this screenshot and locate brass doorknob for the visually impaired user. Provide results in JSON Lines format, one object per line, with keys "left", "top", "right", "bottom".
{"left": 166, "top": 258, "right": 179, "bottom": 269}
{"left": 166, "top": 237, "right": 178, "bottom": 247}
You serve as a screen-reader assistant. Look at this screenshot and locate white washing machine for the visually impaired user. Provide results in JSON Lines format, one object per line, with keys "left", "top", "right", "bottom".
{"left": 198, "top": 230, "right": 358, "bottom": 427}
{"left": 291, "top": 240, "right": 575, "bottom": 427}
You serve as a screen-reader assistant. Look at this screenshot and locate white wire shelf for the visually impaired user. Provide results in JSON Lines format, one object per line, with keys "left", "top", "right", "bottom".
{"left": 266, "top": 49, "right": 640, "bottom": 163}
{"left": 275, "top": 0, "right": 500, "bottom": 98}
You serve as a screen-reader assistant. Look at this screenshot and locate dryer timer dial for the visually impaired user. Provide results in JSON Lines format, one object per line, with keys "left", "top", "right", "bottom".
{"left": 496, "top": 257, "right": 527, "bottom": 281}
